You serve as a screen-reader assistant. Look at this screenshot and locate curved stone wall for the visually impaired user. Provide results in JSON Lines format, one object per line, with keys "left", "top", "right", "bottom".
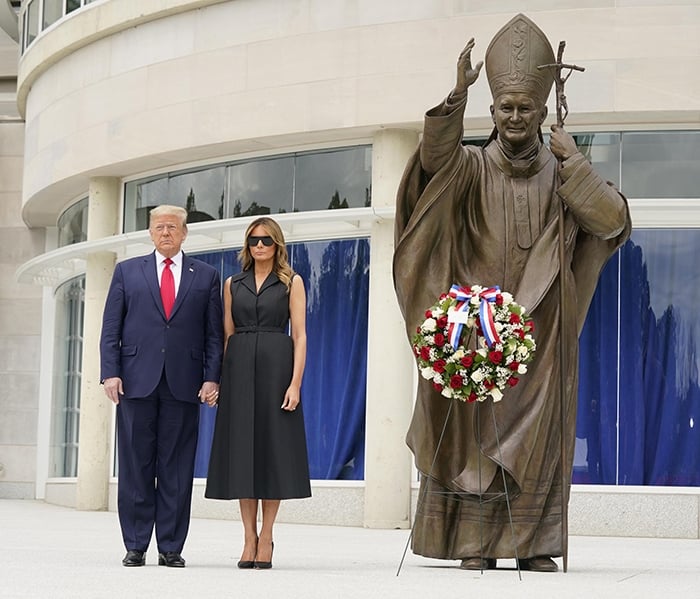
{"left": 18, "top": 0, "right": 700, "bottom": 225}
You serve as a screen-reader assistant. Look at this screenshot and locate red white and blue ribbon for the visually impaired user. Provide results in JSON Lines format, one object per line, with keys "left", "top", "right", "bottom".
{"left": 446, "top": 284, "right": 502, "bottom": 348}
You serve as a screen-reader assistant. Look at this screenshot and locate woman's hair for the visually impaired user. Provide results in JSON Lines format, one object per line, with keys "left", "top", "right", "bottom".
{"left": 149, "top": 204, "right": 188, "bottom": 227}
{"left": 239, "top": 217, "right": 294, "bottom": 290}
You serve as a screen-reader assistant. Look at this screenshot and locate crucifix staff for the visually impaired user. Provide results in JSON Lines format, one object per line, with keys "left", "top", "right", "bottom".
{"left": 538, "top": 40, "right": 585, "bottom": 575}
{"left": 539, "top": 41, "right": 585, "bottom": 128}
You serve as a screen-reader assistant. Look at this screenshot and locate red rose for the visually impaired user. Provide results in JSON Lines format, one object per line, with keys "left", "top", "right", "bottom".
{"left": 425, "top": 309, "right": 433, "bottom": 319}
{"left": 507, "top": 376, "right": 519, "bottom": 387}
{"left": 516, "top": 329, "right": 525, "bottom": 339}
{"left": 437, "top": 315, "right": 448, "bottom": 329}
{"left": 461, "top": 355, "right": 474, "bottom": 368}
{"left": 433, "top": 359, "right": 446, "bottom": 373}
{"left": 420, "top": 346, "right": 431, "bottom": 360}
{"left": 508, "top": 361, "right": 520, "bottom": 371}
{"left": 434, "top": 332, "right": 446, "bottom": 347}
{"left": 509, "top": 313, "right": 521, "bottom": 324}
{"left": 450, "top": 374, "right": 463, "bottom": 389}
{"left": 483, "top": 379, "right": 495, "bottom": 389}
{"left": 488, "top": 350, "right": 503, "bottom": 364}
{"left": 495, "top": 294, "right": 503, "bottom": 306}
{"left": 468, "top": 392, "right": 478, "bottom": 403}
{"left": 526, "top": 319, "right": 535, "bottom": 331}
{"left": 439, "top": 293, "right": 447, "bottom": 300}
{"left": 432, "top": 381, "right": 443, "bottom": 392}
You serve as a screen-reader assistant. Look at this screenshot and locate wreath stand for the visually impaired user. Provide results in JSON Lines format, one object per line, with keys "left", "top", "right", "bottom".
{"left": 396, "top": 397, "right": 522, "bottom": 580}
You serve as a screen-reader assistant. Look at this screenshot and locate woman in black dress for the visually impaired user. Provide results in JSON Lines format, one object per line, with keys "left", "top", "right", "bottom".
{"left": 205, "top": 217, "right": 311, "bottom": 569}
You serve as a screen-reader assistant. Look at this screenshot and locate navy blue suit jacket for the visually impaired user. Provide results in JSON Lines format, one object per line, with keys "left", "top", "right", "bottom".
{"left": 100, "top": 251, "right": 224, "bottom": 402}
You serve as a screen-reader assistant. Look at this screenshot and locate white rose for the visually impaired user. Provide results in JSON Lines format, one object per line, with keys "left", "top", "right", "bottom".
{"left": 420, "top": 366, "right": 435, "bottom": 380}
{"left": 490, "top": 388, "right": 503, "bottom": 402}
{"left": 518, "top": 364, "right": 527, "bottom": 374}
{"left": 441, "top": 387, "right": 453, "bottom": 398}
{"left": 432, "top": 307, "right": 444, "bottom": 317}
{"left": 471, "top": 369, "right": 485, "bottom": 383}
{"left": 501, "top": 292, "right": 513, "bottom": 305}
{"left": 422, "top": 318, "right": 437, "bottom": 332}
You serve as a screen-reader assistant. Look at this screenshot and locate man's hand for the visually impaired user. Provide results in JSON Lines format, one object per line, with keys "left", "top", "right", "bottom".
{"left": 454, "top": 38, "right": 483, "bottom": 95}
{"left": 103, "top": 377, "right": 124, "bottom": 405}
{"left": 199, "top": 381, "right": 220, "bottom": 407}
{"left": 549, "top": 124, "right": 579, "bottom": 162}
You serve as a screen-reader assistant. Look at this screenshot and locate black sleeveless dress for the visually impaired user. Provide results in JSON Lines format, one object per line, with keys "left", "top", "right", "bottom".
{"left": 205, "top": 269, "right": 311, "bottom": 500}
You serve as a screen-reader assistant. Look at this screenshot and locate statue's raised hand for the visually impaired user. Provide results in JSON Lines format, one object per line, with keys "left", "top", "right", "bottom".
{"left": 455, "top": 38, "right": 483, "bottom": 94}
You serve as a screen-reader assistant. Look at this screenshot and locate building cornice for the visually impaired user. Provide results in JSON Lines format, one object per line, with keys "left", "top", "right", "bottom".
{"left": 15, "top": 206, "right": 394, "bottom": 289}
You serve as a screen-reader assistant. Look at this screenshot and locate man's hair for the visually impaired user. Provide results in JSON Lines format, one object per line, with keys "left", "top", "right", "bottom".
{"left": 149, "top": 205, "right": 188, "bottom": 227}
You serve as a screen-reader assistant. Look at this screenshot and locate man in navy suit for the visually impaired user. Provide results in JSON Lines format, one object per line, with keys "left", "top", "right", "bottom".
{"left": 100, "top": 204, "right": 223, "bottom": 568}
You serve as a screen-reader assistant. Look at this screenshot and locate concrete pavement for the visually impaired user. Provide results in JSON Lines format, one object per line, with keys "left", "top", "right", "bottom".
{"left": 1, "top": 499, "right": 698, "bottom": 599}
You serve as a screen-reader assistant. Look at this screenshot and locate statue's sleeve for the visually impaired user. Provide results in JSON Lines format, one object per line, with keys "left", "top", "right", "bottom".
{"left": 419, "top": 92, "right": 469, "bottom": 178}
{"left": 557, "top": 153, "right": 629, "bottom": 240}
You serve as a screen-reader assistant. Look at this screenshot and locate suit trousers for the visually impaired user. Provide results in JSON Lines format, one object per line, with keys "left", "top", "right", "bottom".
{"left": 116, "top": 371, "right": 200, "bottom": 553}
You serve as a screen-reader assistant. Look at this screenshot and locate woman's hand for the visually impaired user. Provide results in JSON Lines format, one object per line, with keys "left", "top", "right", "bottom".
{"left": 281, "top": 384, "right": 300, "bottom": 411}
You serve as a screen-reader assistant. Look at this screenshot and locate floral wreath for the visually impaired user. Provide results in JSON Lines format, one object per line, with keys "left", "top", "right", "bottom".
{"left": 412, "top": 284, "right": 536, "bottom": 403}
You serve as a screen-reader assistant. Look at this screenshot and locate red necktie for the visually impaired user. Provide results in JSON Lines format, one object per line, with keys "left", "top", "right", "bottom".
{"left": 161, "top": 258, "right": 175, "bottom": 319}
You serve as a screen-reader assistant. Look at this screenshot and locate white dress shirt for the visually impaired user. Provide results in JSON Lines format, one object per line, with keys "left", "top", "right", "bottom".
{"left": 155, "top": 250, "right": 183, "bottom": 295}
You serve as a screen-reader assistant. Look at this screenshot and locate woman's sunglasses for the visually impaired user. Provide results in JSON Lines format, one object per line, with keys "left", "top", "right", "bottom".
{"left": 247, "top": 235, "right": 275, "bottom": 247}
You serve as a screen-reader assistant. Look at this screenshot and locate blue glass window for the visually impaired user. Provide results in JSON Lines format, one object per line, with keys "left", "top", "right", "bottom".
{"left": 621, "top": 131, "right": 700, "bottom": 198}
{"left": 123, "top": 146, "right": 371, "bottom": 232}
{"left": 575, "top": 230, "right": 700, "bottom": 486}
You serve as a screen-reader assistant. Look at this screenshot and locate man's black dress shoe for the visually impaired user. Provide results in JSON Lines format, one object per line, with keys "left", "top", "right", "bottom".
{"left": 122, "top": 550, "right": 145, "bottom": 567}
{"left": 158, "top": 552, "right": 186, "bottom": 568}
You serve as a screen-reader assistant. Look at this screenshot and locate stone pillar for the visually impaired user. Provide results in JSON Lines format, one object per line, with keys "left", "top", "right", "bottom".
{"left": 363, "top": 129, "right": 419, "bottom": 528}
{"left": 75, "top": 177, "right": 120, "bottom": 510}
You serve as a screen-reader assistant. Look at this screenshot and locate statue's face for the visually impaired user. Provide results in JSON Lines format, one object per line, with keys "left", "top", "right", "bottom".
{"left": 490, "top": 93, "right": 547, "bottom": 148}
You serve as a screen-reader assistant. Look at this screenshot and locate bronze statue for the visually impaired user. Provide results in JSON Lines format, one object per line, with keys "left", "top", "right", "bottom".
{"left": 393, "top": 14, "right": 631, "bottom": 572}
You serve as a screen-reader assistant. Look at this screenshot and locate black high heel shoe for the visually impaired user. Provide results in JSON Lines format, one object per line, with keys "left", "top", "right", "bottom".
{"left": 237, "top": 538, "right": 258, "bottom": 569}
{"left": 254, "top": 541, "right": 274, "bottom": 569}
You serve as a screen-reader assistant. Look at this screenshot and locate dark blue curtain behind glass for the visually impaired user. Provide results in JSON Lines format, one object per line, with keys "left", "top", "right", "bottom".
{"left": 191, "top": 251, "right": 226, "bottom": 478}
{"left": 576, "top": 232, "right": 700, "bottom": 486}
{"left": 575, "top": 251, "right": 621, "bottom": 484}
{"left": 192, "top": 240, "right": 369, "bottom": 480}
{"left": 291, "top": 239, "right": 369, "bottom": 480}
{"left": 627, "top": 232, "right": 700, "bottom": 485}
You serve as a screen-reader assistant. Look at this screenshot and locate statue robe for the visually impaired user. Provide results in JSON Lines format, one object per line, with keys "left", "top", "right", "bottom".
{"left": 393, "top": 93, "right": 631, "bottom": 559}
